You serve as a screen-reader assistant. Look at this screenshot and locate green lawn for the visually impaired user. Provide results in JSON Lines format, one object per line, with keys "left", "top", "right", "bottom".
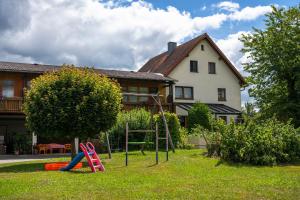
{"left": 0, "top": 149, "right": 299, "bottom": 200}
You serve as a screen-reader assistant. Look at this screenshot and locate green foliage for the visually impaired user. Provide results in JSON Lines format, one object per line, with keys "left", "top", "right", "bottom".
{"left": 221, "top": 118, "right": 300, "bottom": 165}
{"left": 192, "top": 116, "right": 300, "bottom": 165}
{"left": 13, "top": 132, "right": 32, "bottom": 154}
{"left": 192, "top": 119, "right": 226, "bottom": 157}
{"left": 240, "top": 5, "right": 300, "bottom": 127}
{"left": 23, "top": 65, "right": 122, "bottom": 141}
{"left": 177, "top": 127, "right": 194, "bottom": 149}
{"left": 108, "top": 108, "right": 151, "bottom": 147}
{"left": 188, "top": 102, "right": 211, "bottom": 131}
{"left": 154, "top": 112, "right": 182, "bottom": 147}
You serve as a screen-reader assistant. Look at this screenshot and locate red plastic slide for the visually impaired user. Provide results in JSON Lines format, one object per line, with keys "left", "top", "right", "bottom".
{"left": 80, "top": 142, "right": 105, "bottom": 173}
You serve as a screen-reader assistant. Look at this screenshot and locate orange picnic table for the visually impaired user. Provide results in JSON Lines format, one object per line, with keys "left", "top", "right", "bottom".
{"left": 46, "top": 143, "right": 65, "bottom": 154}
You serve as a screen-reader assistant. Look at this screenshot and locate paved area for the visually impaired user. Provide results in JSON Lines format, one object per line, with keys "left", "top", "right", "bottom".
{"left": 0, "top": 159, "right": 45, "bottom": 164}
{"left": 0, "top": 154, "right": 70, "bottom": 164}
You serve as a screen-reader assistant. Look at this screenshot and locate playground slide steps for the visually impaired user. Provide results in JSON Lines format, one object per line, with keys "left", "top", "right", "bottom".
{"left": 60, "top": 142, "right": 105, "bottom": 173}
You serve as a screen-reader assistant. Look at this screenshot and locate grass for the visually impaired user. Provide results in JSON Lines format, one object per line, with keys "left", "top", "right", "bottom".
{"left": 0, "top": 149, "right": 299, "bottom": 200}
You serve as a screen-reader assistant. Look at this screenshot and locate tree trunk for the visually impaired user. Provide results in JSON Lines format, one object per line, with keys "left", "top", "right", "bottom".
{"left": 71, "top": 139, "right": 76, "bottom": 160}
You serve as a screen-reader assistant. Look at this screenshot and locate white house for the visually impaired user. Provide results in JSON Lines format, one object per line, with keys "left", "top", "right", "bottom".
{"left": 139, "top": 33, "right": 245, "bottom": 125}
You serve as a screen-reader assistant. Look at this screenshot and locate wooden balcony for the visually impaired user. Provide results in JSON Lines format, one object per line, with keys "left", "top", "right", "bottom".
{"left": 0, "top": 98, "right": 24, "bottom": 113}
{"left": 0, "top": 97, "right": 171, "bottom": 114}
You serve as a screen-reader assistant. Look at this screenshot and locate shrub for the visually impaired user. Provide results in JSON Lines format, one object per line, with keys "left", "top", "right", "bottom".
{"left": 188, "top": 102, "right": 211, "bottom": 131}
{"left": 191, "top": 119, "right": 225, "bottom": 157}
{"left": 177, "top": 127, "right": 194, "bottom": 149}
{"left": 221, "top": 118, "right": 300, "bottom": 165}
{"left": 108, "top": 108, "right": 151, "bottom": 149}
{"left": 154, "top": 112, "right": 181, "bottom": 147}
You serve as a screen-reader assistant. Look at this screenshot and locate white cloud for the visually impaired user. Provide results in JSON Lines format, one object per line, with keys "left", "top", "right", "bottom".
{"left": 217, "top": 1, "right": 240, "bottom": 12}
{"left": 229, "top": 5, "right": 273, "bottom": 21}
{"left": 216, "top": 31, "right": 251, "bottom": 74}
{"left": 0, "top": 0, "right": 230, "bottom": 70}
{"left": 0, "top": 0, "right": 272, "bottom": 70}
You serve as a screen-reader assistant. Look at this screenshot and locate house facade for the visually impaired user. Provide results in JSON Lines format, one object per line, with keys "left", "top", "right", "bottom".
{"left": 0, "top": 62, "right": 174, "bottom": 154}
{"left": 139, "top": 33, "right": 245, "bottom": 126}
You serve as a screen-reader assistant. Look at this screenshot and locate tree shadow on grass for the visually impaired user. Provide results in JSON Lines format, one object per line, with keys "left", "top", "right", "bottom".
{"left": 0, "top": 162, "right": 45, "bottom": 173}
{"left": 189, "top": 151, "right": 300, "bottom": 168}
{"left": 0, "top": 161, "right": 93, "bottom": 173}
{"left": 214, "top": 159, "right": 300, "bottom": 168}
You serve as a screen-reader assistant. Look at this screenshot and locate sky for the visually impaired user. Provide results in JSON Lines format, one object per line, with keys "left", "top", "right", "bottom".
{"left": 0, "top": 0, "right": 299, "bottom": 104}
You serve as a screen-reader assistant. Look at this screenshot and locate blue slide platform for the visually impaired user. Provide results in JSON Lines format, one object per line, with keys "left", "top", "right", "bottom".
{"left": 60, "top": 152, "right": 85, "bottom": 171}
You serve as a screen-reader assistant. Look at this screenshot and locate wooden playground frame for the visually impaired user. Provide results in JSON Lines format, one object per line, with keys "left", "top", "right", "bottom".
{"left": 123, "top": 92, "right": 175, "bottom": 166}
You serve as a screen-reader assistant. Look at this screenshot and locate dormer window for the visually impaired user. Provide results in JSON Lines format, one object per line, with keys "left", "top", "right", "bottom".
{"left": 190, "top": 60, "right": 198, "bottom": 73}
{"left": 201, "top": 45, "right": 204, "bottom": 51}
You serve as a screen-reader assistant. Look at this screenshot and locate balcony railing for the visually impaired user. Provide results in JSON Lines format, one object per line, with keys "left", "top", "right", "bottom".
{"left": 0, "top": 98, "right": 24, "bottom": 113}
{"left": 0, "top": 98, "right": 172, "bottom": 114}
{"left": 123, "top": 102, "right": 171, "bottom": 112}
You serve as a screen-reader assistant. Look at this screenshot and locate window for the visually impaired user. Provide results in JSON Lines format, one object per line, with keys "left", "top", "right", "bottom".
{"left": 128, "top": 86, "right": 138, "bottom": 103}
{"left": 122, "top": 87, "right": 128, "bottom": 102}
{"left": 139, "top": 87, "right": 149, "bottom": 102}
{"left": 218, "top": 88, "right": 226, "bottom": 101}
{"left": 208, "top": 62, "right": 216, "bottom": 74}
{"left": 190, "top": 60, "right": 198, "bottom": 73}
{"left": 201, "top": 44, "right": 204, "bottom": 51}
{"left": 122, "top": 86, "right": 154, "bottom": 103}
{"left": 175, "top": 86, "right": 193, "bottom": 99}
{"left": 2, "top": 80, "right": 14, "bottom": 98}
{"left": 149, "top": 87, "right": 158, "bottom": 94}
{"left": 219, "top": 116, "right": 227, "bottom": 124}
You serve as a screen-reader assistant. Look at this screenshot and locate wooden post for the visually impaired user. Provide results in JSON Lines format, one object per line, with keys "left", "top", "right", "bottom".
{"left": 155, "top": 123, "right": 158, "bottom": 164}
{"left": 165, "top": 116, "right": 169, "bottom": 161}
{"left": 125, "top": 122, "right": 128, "bottom": 166}
{"left": 74, "top": 137, "right": 79, "bottom": 154}
{"left": 105, "top": 132, "right": 112, "bottom": 159}
{"left": 156, "top": 94, "right": 175, "bottom": 153}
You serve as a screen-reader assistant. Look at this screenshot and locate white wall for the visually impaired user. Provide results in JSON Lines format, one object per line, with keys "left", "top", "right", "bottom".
{"left": 168, "top": 39, "right": 242, "bottom": 111}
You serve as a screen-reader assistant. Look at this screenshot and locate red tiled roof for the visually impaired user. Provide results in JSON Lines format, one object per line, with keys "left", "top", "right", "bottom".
{"left": 139, "top": 33, "right": 246, "bottom": 85}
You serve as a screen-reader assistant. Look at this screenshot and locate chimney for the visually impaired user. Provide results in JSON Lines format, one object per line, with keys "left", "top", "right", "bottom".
{"left": 168, "top": 42, "right": 177, "bottom": 55}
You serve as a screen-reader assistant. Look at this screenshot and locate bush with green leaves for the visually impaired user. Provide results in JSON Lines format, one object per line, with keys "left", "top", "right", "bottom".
{"left": 177, "top": 127, "right": 194, "bottom": 149}
{"left": 188, "top": 102, "right": 211, "bottom": 131}
{"left": 191, "top": 116, "right": 300, "bottom": 165}
{"left": 192, "top": 118, "right": 225, "bottom": 157}
{"left": 154, "top": 112, "right": 182, "bottom": 147}
{"left": 108, "top": 108, "right": 152, "bottom": 149}
{"left": 24, "top": 66, "right": 122, "bottom": 142}
{"left": 221, "top": 118, "right": 300, "bottom": 165}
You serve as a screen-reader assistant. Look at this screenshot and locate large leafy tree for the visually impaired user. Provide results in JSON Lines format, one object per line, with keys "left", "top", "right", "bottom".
{"left": 240, "top": 5, "right": 300, "bottom": 127}
{"left": 24, "top": 66, "right": 122, "bottom": 154}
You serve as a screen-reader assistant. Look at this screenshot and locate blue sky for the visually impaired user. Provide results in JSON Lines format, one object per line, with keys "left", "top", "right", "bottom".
{"left": 0, "top": 0, "right": 298, "bottom": 104}
{"left": 146, "top": 0, "right": 299, "bottom": 39}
